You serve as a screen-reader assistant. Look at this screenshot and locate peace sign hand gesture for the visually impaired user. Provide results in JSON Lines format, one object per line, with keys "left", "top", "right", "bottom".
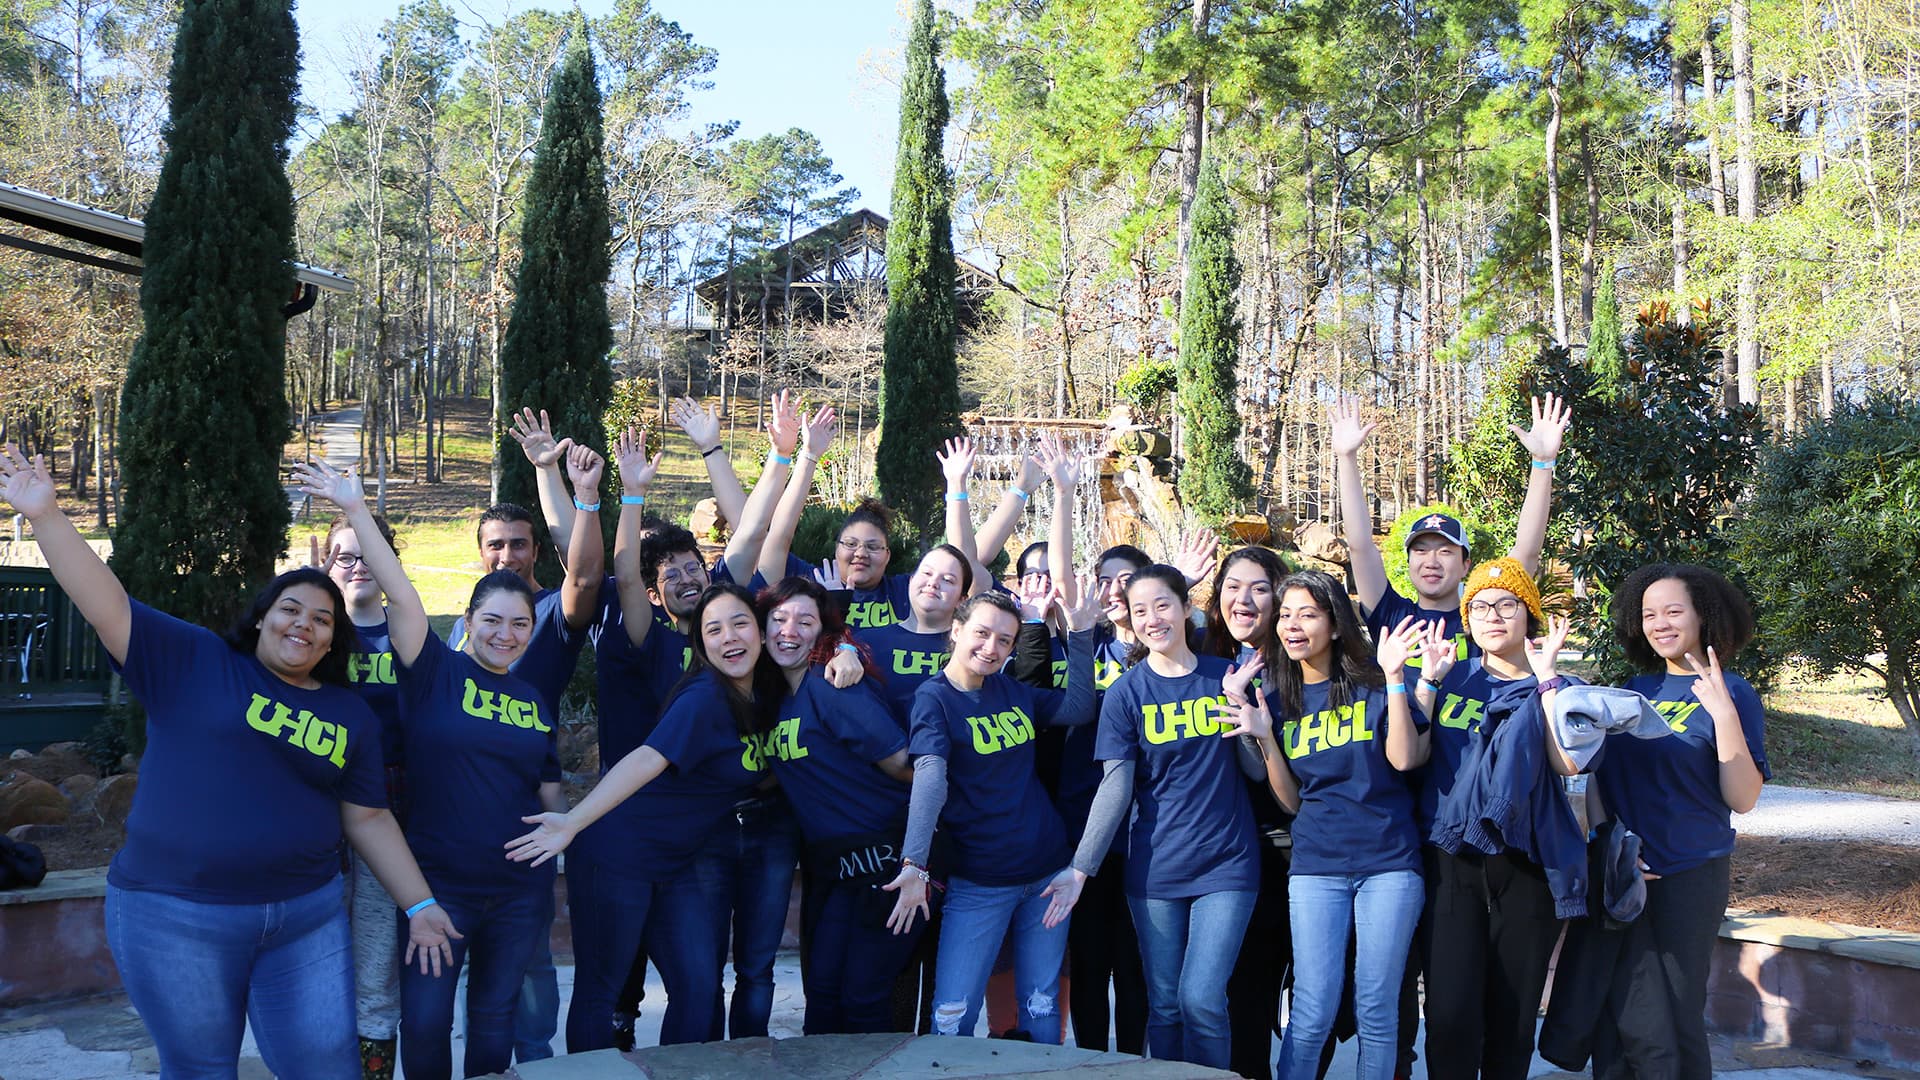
{"left": 1682, "top": 646, "right": 1735, "bottom": 718}
{"left": 1526, "top": 615, "right": 1572, "bottom": 683}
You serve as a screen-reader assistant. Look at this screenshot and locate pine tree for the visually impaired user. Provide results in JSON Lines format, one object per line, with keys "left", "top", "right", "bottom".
{"left": 1587, "top": 261, "right": 1628, "bottom": 403}
{"left": 1175, "top": 153, "right": 1253, "bottom": 525}
{"left": 876, "top": 0, "right": 962, "bottom": 538}
{"left": 111, "top": 0, "right": 300, "bottom": 628}
{"left": 496, "top": 17, "right": 614, "bottom": 545}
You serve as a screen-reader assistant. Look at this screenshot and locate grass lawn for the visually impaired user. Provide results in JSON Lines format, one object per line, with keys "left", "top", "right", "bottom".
{"left": 1762, "top": 668, "right": 1920, "bottom": 799}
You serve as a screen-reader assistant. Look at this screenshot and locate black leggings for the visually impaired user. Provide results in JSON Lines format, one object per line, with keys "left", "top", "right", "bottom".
{"left": 1593, "top": 856, "right": 1730, "bottom": 1080}
{"left": 1416, "top": 846, "right": 1564, "bottom": 1080}
{"left": 1067, "top": 849, "right": 1148, "bottom": 1053}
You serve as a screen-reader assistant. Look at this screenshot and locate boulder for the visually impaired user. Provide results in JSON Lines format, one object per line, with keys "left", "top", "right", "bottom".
{"left": 1225, "top": 515, "right": 1272, "bottom": 545}
{"left": 59, "top": 773, "right": 99, "bottom": 812}
{"left": 1112, "top": 427, "right": 1172, "bottom": 459}
{"left": 6, "top": 743, "right": 95, "bottom": 784}
{"left": 1295, "top": 521, "right": 1349, "bottom": 566}
{"left": 0, "top": 772, "right": 70, "bottom": 829}
{"left": 688, "top": 497, "right": 725, "bottom": 542}
{"left": 92, "top": 773, "right": 137, "bottom": 831}
{"left": 7, "top": 822, "right": 66, "bottom": 844}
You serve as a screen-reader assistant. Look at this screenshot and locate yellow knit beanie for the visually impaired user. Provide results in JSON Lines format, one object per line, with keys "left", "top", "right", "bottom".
{"left": 1460, "top": 556, "right": 1542, "bottom": 623}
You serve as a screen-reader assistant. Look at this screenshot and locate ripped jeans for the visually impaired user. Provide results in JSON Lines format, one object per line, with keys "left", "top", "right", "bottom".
{"left": 928, "top": 872, "right": 1070, "bottom": 1043}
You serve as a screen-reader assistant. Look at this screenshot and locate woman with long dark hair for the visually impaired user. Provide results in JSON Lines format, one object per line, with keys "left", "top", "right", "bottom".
{"left": 0, "top": 447, "right": 456, "bottom": 1080}
{"left": 752, "top": 575, "right": 923, "bottom": 1033}
{"left": 1235, "top": 570, "right": 1431, "bottom": 1080}
{"left": 1072, "top": 563, "right": 1264, "bottom": 1070}
{"left": 299, "top": 458, "right": 578, "bottom": 1080}
{"left": 507, "top": 582, "right": 782, "bottom": 1049}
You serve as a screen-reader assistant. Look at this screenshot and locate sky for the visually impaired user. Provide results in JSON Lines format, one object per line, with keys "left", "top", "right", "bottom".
{"left": 291, "top": 0, "right": 911, "bottom": 213}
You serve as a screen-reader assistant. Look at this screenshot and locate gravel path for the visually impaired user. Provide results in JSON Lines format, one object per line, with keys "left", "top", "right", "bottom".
{"left": 1738, "top": 784, "right": 1920, "bottom": 847}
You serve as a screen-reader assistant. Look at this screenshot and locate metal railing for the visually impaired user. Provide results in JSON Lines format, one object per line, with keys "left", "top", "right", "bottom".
{"left": 0, "top": 566, "right": 109, "bottom": 697}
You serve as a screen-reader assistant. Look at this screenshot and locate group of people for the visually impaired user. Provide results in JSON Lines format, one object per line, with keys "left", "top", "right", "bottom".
{"left": 0, "top": 386, "right": 1768, "bottom": 1080}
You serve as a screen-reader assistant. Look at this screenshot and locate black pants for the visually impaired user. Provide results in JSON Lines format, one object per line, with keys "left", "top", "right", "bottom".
{"left": 1227, "top": 837, "right": 1293, "bottom": 1079}
{"left": 1067, "top": 850, "right": 1148, "bottom": 1053}
{"left": 1416, "top": 846, "right": 1563, "bottom": 1080}
{"left": 1593, "top": 856, "right": 1729, "bottom": 1080}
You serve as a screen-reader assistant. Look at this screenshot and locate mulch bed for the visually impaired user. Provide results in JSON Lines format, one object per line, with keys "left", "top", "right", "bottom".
{"left": 1730, "top": 834, "right": 1920, "bottom": 932}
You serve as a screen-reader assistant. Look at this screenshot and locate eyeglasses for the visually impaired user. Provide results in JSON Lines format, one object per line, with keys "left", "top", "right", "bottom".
{"left": 1467, "top": 597, "right": 1525, "bottom": 620}
{"left": 837, "top": 538, "right": 888, "bottom": 556}
{"left": 332, "top": 553, "right": 364, "bottom": 569}
{"left": 659, "top": 564, "right": 706, "bottom": 586}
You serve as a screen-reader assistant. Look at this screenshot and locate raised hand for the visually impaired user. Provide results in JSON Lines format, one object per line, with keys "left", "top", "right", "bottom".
{"left": 307, "top": 535, "right": 341, "bottom": 574}
{"left": 801, "top": 404, "right": 838, "bottom": 459}
{"left": 1223, "top": 652, "right": 1265, "bottom": 706}
{"left": 1510, "top": 392, "right": 1571, "bottom": 462}
{"left": 1014, "top": 575, "right": 1051, "bottom": 622}
{"left": 1058, "top": 572, "right": 1103, "bottom": 632}
{"left": 937, "top": 436, "right": 977, "bottom": 489}
{"left": 505, "top": 812, "right": 577, "bottom": 867}
{"left": 613, "top": 426, "right": 661, "bottom": 496}
{"left": 1040, "top": 866, "right": 1087, "bottom": 929}
{"left": 404, "top": 905, "right": 463, "bottom": 977}
{"left": 1375, "top": 615, "right": 1426, "bottom": 674}
{"left": 1526, "top": 614, "right": 1572, "bottom": 683}
{"left": 881, "top": 864, "right": 930, "bottom": 935}
{"left": 1221, "top": 685, "right": 1275, "bottom": 741}
{"left": 1417, "top": 619, "right": 1458, "bottom": 685}
{"left": 509, "top": 407, "right": 566, "bottom": 469}
{"left": 291, "top": 459, "right": 366, "bottom": 513}
{"left": 669, "top": 396, "right": 722, "bottom": 453}
{"left": 766, "top": 389, "right": 801, "bottom": 458}
{"left": 1327, "top": 396, "right": 1379, "bottom": 457}
{"left": 1172, "top": 530, "right": 1220, "bottom": 587}
{"left": 811, "top": 558, "right": 847, "bottom": 592}
{"left": 0, "top": 445, "right": 57, "bottom": 519}
{"left": 1012, "top": 450, "right": 1045, "bottom": 498}
{"left": 1041, "top": 433, "right": 1083, "bottom": 490}
{"left": 1682, "top": 645, "right": 1735, "bottom": 718}
{"left": 565, "top": 443, "right": 605, "bottom": 499}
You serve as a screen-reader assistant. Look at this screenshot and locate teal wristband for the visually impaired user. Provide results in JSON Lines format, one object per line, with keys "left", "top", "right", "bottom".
{"left": 620, "top": 494, "right": 646, "bottom": 506}
{"left": 771, "top": 452, "right": 793, "bottom": 467}
{"left": 405, "top": 897, "right": 438, "bottom": 918}
{"left": 1386, "top": 682, "right": 1408, "bottom": 695}
{"left": 573, "top": 498, "right": 600, "bottom": 513}
{"left": 947, "top": 491, "right": 968, "bottom": 502}
{"left": 836, "top": 642, "right": 859, "bottom": 654}
{"left": 1531, "top": 458, "right": 1556, "bottom": 470}
{"left": 1006, "top": 487, "right": 1030, "bottom": 502}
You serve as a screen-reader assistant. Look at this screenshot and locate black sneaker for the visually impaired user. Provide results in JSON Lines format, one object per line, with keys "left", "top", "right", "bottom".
{"left": 611, "top": 1011, "right": 637, "bottom": 1052}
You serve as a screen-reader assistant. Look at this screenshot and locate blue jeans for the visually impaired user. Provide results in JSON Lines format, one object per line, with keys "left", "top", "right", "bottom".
{"left": 1129, "top": 889, "right": 1258, "bottom": 1069}
{"left": 400, "top": 885, "right": 548, "bottom": 1080}
{"left": 510, "top": 883, "right": 558, "bottom": 1063}
{"left": 803, "top": 875, "right": 930, "bottom": 1034}
{"left": 929, "top": 872, "right": 1071, "bottom": 1043}
{"left": 693, "top": 804, "right": 801, "bottom": 1039}
{"left": 1278, "top": 870, "right": 1425, "bottom": 1080}
{"left": 565, "top": 852, "right": 721, "bottom": 1050}
{"left": 105, "top": 877, "right": 357, "bottom": 1080}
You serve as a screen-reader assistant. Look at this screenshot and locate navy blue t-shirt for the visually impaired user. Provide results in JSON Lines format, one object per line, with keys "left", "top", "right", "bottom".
{"left": 761, "top": 673, "right": 909, "bottom": 843}
{"left": 108, "top": 602, "right": 386, "bottom": 904}
{"left": 908, "top": 671, "right": 1073, "bottom": 886}
{"left": 1597, "top": 671, "right": 1770, "bottom": 875}
{"left": 845, "top": 573, "right": 913, "bottom": 630}
{"left": 450, "top": 584, "right": 586, "bottom": 720}
{"left": 575, "top": 670, "right": 766, "bottom": 879}
{"left": 1281, "top": 681, "right": 1427, "bottom": 876}
{"left": 1418, "top": 659, "right": 1538, "bottom": 841}
{"left": 1096, "top": 655, "right": 1259, "bottom": 899}
{"left": 861, "top": 620, "right": 951, "bottom": 723}
{"left": 1363, "top": 583, "right": 1474, "bottom": 676}
{"left": 397, "top": 632, "right": 560, "bottom": 897}
{"left": 589, "top": 586, "right": 690, "bottom": 769}
{"left": 344, "top": 615, "right": 403, "bottom": 768}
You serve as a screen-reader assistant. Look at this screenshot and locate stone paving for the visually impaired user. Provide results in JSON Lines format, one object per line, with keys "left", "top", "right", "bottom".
{"left": 1, "top": 952, "right": 1907, "bottom": 1079}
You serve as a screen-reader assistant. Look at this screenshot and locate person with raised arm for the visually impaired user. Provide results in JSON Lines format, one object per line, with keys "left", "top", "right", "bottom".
{"left": 295, "top": 455, "right": 582, "bottom": 1080}
{"left": 1232, "top": 570, "right": 1431, "bottom": 1080}
{"left": 879, "top": 579, "right": 1101, "bottom": 1043}
{"left": 0, "top": 446, "right": 457, "bottom": 1080}
{"left": 506, "top": 582, "right": 782, "bottom": 1050}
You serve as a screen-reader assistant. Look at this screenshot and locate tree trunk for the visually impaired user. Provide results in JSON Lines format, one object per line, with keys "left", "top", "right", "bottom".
{"left": 1671, "top": 36, "right": 1691, "bottom": 315}
{"left": 1702, "top": 33, "right": 1729, "bottom": 219}
{"left": 1579, "top": 123, "right": 1599, "bottom": 328}
{"left": 1731, "top": 0, "right": 1759, "bottom": 405}
{"left": 1545, "top": 83, "right": 1570, "bottom": 346}
{"left": 1175, "top": 0, "right": 1213, "bottom": 283}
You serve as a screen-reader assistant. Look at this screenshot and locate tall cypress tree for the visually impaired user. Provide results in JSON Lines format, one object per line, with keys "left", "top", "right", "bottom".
{"left": 112, "top": 0, "right": 300, "bottom": 627}
{"left": 1175, "top": 153, "right": 1253, "bottom": 525}
{"left": 497, "top": 17, "right": 613, "bottom": 538}
{"left": 1587, "top": 261, "right": 1629, "bottom": 404}
{"left": 876, "top": 0, "right": 962, "bottom": 537}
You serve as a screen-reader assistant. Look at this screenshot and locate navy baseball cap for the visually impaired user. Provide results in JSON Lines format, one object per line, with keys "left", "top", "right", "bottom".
{"left": 1405, "top": 512, "right": 1470, "bottom": 553}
